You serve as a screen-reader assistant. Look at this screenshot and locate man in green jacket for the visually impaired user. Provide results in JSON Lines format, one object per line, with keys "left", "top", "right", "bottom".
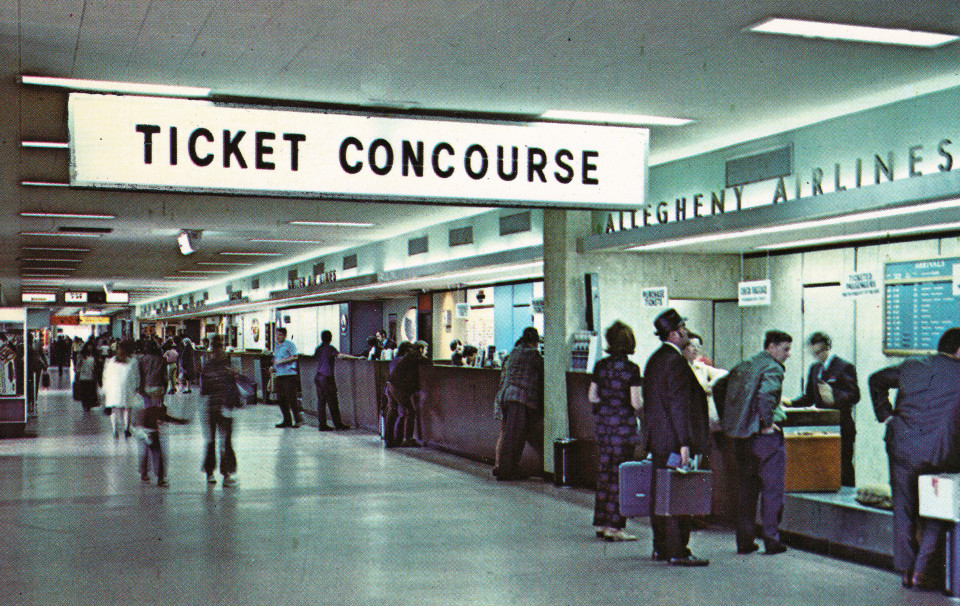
{"left": 721, "top": 330, "right": 792, "bottom": 556}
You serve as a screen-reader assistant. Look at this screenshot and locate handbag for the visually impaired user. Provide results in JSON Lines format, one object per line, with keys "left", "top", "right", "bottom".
{"left": 235, "top": 374, "right": 255, "bottom": 406}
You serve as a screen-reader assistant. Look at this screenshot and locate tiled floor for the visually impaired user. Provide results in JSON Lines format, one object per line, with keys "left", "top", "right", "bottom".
{"left": 0, "top": 383, "right": 950, "bottom": 605}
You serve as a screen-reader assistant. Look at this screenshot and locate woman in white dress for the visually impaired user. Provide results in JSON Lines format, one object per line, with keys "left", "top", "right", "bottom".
{"left": 102, "top": 340, "right": 139, "bottom": 438}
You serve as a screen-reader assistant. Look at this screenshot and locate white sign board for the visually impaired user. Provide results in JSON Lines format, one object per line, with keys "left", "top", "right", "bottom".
{"left": 738, "top": 280, "right": 772, "bottom": 307}
{"left": 21, "top": 293, "right": 56, "bottom": 303}
{"left": 641, "top": 287, "right": 668, "bottom": 309}
{"left": 64, "top": 291, "right": 88, "bottom": 303}
{"left": 105, "top": 291, "right": 130, "bottom": 304}
{"left": 69, "top": 93, "right": 649, "bottom": 209}
{"left": 954, "top": 263, "right": 960, "bottom": 297}
{"left": 842, "top": 272, "right": 881, "bottom": 298}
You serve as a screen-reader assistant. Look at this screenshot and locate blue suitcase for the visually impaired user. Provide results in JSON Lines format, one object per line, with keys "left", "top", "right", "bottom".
{"left": 619, "top": 460, "right": 652, "bottom": 517}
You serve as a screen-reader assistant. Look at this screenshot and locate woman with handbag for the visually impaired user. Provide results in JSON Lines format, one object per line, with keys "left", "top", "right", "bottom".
{"left": 73, "top": 342, "right": 100, "bottom": 412}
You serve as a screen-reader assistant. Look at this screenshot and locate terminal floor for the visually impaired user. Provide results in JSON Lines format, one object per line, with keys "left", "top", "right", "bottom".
{"left": 0, "top": 384, "right": 950, "bottom": 605}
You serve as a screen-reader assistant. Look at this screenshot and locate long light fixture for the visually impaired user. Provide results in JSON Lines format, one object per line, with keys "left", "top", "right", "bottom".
{"left": 197, "top": 262, "right": 253, "bottom": 266}
{"left": 21, "top": 266, "right": 76, "bottom": 271}
{"left": 21, "top": 181, "right": 70, "bottom": 188}
{"left": 289, "top": 220, "right": 375, "bottom": 228}
{"left": 753, "top": 220, "right": 960, "bottom": 251}
{"left": 20, "top": 231, "right": 102, "bottom": 238}
{"left": 21, "top": 211, "right": 115, "bottom": 220}
{"left": 22, "top": 247, "right": 90, "bottom": 252}
{"left": 21, "top": 258, "right": 82, "bottom": 263}
{"left": 628, "top": 197, "right": 960, "bottom": 251}
{"left": 540, "top": 110, "right": 694, "bottom": 127}
{"left": 20, "top": 75, "right": 211, "bottom": 98}
{"left": 177, "top": 270, "right": 229, "bottom": 274}
{"left": 21, "top": 141, "right": 69, "bottom": 149}
{"left": 746, "top": 18, "right": 960, "bottom": 48}
{"left": 219, "top": 251, "right": 283, "bottom": 257}
{"left": 248, "top": 238, "right": 325, "bottom": 244}
{"left": 21, "top": 274, "right": 72, "bottom": 279}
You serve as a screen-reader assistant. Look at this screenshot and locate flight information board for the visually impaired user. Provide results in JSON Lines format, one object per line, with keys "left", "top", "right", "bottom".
{"left": 884, "top": 258, "right": 960, "bottom": 355}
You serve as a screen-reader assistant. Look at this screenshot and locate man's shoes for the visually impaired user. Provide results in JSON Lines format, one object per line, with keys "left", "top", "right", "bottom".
{"left": 292, "top": 421, "right": 303, "bottom": 428}
{"left": 206, "top": 473, "right": 217, "bottom": 484}
{"left": 141, "top": 474, "right": 151, "bottom": 483}
{"left": 737, "top": 543, "right": 760, "bottom": 555}
{"left": 318, "top": 425, "right": 335, "bottom": 431}
{"left": 334, "top": 424, "right": 350, "bottom": 430}
{"left": 764, "top": 540, "right": 788, "bottom": 555}
{"left": 669, "top": 554, "right": 709, "bottom": 566}
{"left": 222, "top": 475, "right": 237, "bottom": 487}
{"left": 651, "top": 550, "right": 670, "bottom": 561}
{"left": 603, "top": 529, "right": 638, "bottom": 542}
{"left": 182, "top": 389, "right": 191, "bottom": 394}
{"left": 911, "top": 572, "right": 941, "bottom": 592}
{"left": 157, "top": 478, "right": 169, "bottom": 487}
{"left": 276, "top": 422, "right": 293, "bottom": 428}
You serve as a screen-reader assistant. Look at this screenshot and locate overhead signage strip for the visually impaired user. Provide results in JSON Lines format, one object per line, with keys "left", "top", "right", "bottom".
{"left": 68, "top": 93, "right": 648, "bottom": 210}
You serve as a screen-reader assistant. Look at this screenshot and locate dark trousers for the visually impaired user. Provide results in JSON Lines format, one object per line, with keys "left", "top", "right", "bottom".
{"left": 314, "top": 374, "right": 344, "bottom": 428}
{"left": 388, "top": 387, "right": 415, "bottom": 445}
{"left": 650, "top": 450, "right": 692, "bottom": 558}
{"left": 839, "top": 413, "right": 856, "bottom": 487}
{"left": 204, "top": 408, "right": 236, "bottom": 477}
{"left": 275, "top": 375, "right": 302, "bottom": 425}
{"left": 498, "top": 400, "right": 543, "bottom": 476}
{"left": 889, "top": 456, "right": 947, "bottom": 575}
{"left": 734, "top": 432, "right": 785, "bottom": 548}
{"left": 140, "top": 429, "right": 166, "bottom": 480}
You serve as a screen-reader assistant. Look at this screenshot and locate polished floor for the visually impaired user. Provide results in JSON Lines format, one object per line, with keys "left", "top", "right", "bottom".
{"left": 0, "top": 378, "right": 951, "bottom": 605}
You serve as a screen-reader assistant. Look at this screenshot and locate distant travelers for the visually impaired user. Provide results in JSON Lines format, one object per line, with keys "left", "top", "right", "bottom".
{"left": 462, "top": 345, "right": 479, "bottom": 367}
{"left": 73, "top": 342, "right": 100, "bottom": 412}
{"left": 201, "top": 334, "right": 240, "bottom": 486}
{"left": 313, "top": 330, "right": 353, "bottom": 431}
{"left": 179, "top": 338, "right": 197, "bottom": 394}
{"left": 376, "top": 330, "right": 397, "bottom": 352}
{"left": 450, "top": 339, "right": 464, "bottom": 365}
{"left": 869, "top": 327, "right": 960, "bottom": 591}
{"left": 682, "top": 332, "right": 728, "bottom": 433}
{"left": 102, "top": 339, "right": 139, "bottom": 439}
{"left": 386, "top": 340, "right": 429, "bottom": 447}
{"left": 163, "top": 340, "right": 179, "bottom": 394}
{"left": 492, "top": 327, "right": 544, "bottom": 481}
{"left": 589, "top": 320, "right": 642, "bottom": 541}
{"left": 271, "top": 327, "right": 303, "bottom": 428}
{"left": 643, "top": 309, "right": 710, "bottom": 566}
{"left": 722, "top": 330, "right": 792, "bottom": 556}
{"left": 789, "top": 332, "right": 860, "bottom": 487}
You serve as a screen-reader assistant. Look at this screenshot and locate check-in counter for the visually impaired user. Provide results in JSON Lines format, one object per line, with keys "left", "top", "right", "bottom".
{"left": 227, "top": 350, "right": 273, "bottom": 402}
{"left": 298, "top": 356, "right": 387, "bottom": 432}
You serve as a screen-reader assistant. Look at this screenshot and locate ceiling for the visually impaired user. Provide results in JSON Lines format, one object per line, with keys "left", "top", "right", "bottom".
{"left": 2, "top": 0, "right": 960, "bottom": 308}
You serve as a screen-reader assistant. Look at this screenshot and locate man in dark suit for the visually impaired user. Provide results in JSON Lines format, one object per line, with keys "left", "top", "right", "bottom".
{"left": 790, "top": 332, "right": 860, "bottom": 487}
{"left": 642, "top": 308, "right": 710, "bottom": 566}
{"left": 870, "top": 327, "right": 960, "bottom": 591}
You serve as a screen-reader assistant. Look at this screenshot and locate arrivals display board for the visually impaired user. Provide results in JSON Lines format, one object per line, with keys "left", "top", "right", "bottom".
{"left": 68, "top": 93, "right": 649, "bottom": 210}
{"left": 884, "top": 258, "right": 960, "bottom": 355}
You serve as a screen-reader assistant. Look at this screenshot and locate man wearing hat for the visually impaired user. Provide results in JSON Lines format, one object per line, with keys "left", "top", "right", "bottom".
{"left": 643, "top": 308, "right": 711, "bottom": 566}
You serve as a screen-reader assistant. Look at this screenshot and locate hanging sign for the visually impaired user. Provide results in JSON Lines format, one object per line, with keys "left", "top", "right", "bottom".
{"left": 69, "top": 93, "right": 649, "bottom": 210}
{"left": 842, "top": 271, "right": 881, "bottom": 298}
{"left": 641, "top": 287, "right": 668, "bottom": 308}
{"left": 738, "top": 280, "right": 772, "bottom": 306}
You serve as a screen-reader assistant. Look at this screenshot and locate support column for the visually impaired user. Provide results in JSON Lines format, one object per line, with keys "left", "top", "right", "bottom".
{"left": 542, "top": 209, "right": 590, "bottom": 474}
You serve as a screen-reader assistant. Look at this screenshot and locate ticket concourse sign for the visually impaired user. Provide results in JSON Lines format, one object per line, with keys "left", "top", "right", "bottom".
{"left": 68, "top": 93, "right": 649, "bottom": 210}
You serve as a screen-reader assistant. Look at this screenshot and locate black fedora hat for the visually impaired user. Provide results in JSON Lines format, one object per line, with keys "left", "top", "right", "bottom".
{"left": 653, "top": 308, "right": 686, "bottom": 337}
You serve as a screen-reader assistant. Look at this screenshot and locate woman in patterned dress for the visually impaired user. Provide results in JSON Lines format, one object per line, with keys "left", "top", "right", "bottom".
{"left": 589, "top": 321, "right": 643, "bottom": 541}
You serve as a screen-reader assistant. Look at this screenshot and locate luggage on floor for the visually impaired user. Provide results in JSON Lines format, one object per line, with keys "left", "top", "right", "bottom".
{"left": 654, "top": 468, "right": 713, "bottom": 516}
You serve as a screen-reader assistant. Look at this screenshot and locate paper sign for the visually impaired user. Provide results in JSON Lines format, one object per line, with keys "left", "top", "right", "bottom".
{"left": 842, "top": 272, "right": 880, "bottom": 297}
{"left": 641, "top": 287, "right": 668, "bottom": 308}
{"left": 738, "top": 280, "right": 771, "bottom": 306}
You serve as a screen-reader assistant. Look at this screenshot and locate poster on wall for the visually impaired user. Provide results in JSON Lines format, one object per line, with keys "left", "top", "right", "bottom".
{"left": 842, "top": 271, "right": 881, "bottom": 298}
{"left": 738, "top": 280, "right": 771, "bottom": 307}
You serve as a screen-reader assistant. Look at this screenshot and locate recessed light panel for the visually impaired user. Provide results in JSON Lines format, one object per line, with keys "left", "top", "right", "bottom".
{"left": 747, "top": 17, "right": 960, "bottom": 47}
{"left": 540, "top": 110, "right": 693, "bottom": 126}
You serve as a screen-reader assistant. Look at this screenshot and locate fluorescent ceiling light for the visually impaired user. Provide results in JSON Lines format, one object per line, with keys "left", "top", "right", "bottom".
{"left": 20, "top": 75, "right": 211, "bottom": 98}
{"left": 753, "top": 221, "right": 960, "bottom": 251}
{"left": 178, "top": 231, "right": 196, "bottom": 255}
{"left": 220, "top": 251, "right": 283, "bottom": 257}
{"left": 21, "top": 258, "right": 82, "bottom": 263}
{"left": 21, "top": 212, "right": 115, "bottom": 220}
{"left": 22, "top": 274, "right": 72, "bottom": 278}
{"left": 289, "top": 220, "right": 375, "bottom": 228}
{"left": 21, "top": 266, "right": 76, "bottom": 271}
{"left": 20, "top": 231, "right": 101, "bottom": 238}
{"left": 540, "top": 110, "right": 694, "bottom": 126}
{"left": 178, "top": 270, "right": 228, "bottom": 274}
{"left": 747, "top": 18, "right": 960, "bottom": 48}
{"left": 21, "top": 181, "right": 70, "bottom": 187}
{"left": 197, "top": 262, "right": 253, "bottom": 266}
{"left": 22, "top": 247, "right": 90, "bottom": 252}
{"left": 248, "top": 238, "right": 325, "bottom": 244}
{"left": 628, "top": 197, "right": 960, "bottom": 251}
{"left": 22, "top": 141, "right": 69, "bottom": 149}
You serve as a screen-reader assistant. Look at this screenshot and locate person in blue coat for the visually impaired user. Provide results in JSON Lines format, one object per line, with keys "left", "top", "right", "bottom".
{"left": 870, "top": 327, "right": 960, "bottom": 591}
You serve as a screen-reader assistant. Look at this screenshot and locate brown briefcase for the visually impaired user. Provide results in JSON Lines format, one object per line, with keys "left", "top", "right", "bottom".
{"left": 654, "top": 469, "right": 713, "bottom": 516}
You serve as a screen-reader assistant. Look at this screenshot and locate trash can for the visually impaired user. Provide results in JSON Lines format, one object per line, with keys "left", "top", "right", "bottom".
{"left": 554, "top": 438, "right": 579, "bottom": 487}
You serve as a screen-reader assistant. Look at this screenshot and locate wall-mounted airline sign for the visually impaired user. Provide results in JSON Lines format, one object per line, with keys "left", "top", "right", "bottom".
{"left": 64, "top": 291, "right": 88, "bottom": 303}
{"left": 68, "top": 93, "right": 648, "bottom": 210}
{"left": 79, "top": 315, "right": 110, "bottom": 325}
{"left": 738, "top": 280, "right": 772, "bottom": 307}
{"left": 105, "top": 291, "right": 129, "bottom": 303}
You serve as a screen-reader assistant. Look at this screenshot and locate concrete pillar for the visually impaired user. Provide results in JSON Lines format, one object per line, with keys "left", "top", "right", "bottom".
{"left": 541, "top": 209, "right": 591, "bottom": 474}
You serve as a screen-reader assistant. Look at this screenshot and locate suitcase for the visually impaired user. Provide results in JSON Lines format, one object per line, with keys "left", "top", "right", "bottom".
{"left": 619, "top": 460, "right": 652, "bottom": 517}
{"left": 654, "top": 469, "right": 713, "bottom": 516}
